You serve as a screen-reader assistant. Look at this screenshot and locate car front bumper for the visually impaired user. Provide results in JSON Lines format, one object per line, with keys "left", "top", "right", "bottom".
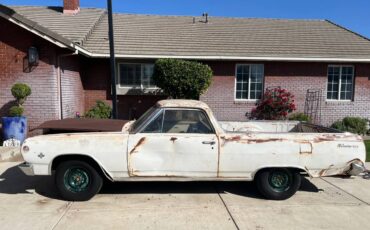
{"left": 18, "top": 162, "right": 35, "bottom": 176}
{"left": 347, "top": 162, "right": 366, "bottom": 176}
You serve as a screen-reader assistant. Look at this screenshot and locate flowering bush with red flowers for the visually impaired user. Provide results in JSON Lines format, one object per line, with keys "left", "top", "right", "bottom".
{"left": 251, "top": 88, "right": 296, "bottom": 120}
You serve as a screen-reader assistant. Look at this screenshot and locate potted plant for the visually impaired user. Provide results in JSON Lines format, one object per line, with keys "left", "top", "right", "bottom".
{"left": 1, "top": 83, "right": 32, "bottom": 144}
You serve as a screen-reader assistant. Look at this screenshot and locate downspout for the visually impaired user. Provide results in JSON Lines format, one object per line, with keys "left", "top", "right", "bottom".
{"left": 56, "top": 50, "right": 79, "bottom": 119}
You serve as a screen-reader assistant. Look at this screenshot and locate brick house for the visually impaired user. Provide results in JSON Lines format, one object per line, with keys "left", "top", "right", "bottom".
{"left": 1, "top": 0, "right": 370, "bottom": 135}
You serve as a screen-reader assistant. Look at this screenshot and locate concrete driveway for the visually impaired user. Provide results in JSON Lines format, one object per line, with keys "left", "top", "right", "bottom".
{"left": 0, "top": 161, "right": 369, "bottom": 230}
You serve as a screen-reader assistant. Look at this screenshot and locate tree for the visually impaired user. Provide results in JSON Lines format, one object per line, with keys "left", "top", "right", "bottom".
{"left": 153, "top": 59, "right": 213, "bottom": 99}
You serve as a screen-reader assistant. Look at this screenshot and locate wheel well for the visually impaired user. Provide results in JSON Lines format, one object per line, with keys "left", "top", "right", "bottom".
{"left": 253, "top": 167, "right": 307, "bottom": 180}
{"left": 51, "top": 155, "right": 112, "bottom": 180}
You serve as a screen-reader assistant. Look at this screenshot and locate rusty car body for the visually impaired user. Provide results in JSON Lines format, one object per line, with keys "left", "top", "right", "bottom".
{"left": 19, "top": 100, "right": 366, "bottom": 200}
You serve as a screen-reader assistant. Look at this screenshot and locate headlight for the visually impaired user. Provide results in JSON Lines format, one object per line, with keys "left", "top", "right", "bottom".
{"left": 22, "top": 145, "right": 30, "bottom": 153}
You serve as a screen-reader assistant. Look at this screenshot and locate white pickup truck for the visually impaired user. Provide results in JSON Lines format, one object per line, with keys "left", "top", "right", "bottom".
{"left": 19, "top": 100, "right": 366, "bottom": 201}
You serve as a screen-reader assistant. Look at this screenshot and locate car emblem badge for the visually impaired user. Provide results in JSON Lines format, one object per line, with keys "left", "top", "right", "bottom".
{"left": 38, "top": 153, "right": 45, "bottom": 159}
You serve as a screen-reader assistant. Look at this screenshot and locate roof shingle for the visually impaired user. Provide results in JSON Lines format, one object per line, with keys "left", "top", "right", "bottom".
{"left": 7, "top": 6, "right": 105, "bottom": 45}
{"left": 3, "top": 5, "right": 370, "bottom": 60}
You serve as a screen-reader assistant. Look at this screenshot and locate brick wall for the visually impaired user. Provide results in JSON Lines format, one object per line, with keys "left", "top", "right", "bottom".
{"left": 117, "top": 95, "right": 167, "bottom": 120}
{"left": 201, "top": 61, "right": 370, "bottom": 126}
{"left": 81, "top": 58, "right": 111, "bottom": 112}
{"left": 60, "top": 55, "right": 84, "bottom": 118}
{"left": 81, "top": 58, "right": 166, "bottom": 120}
{"left": 81, "top": 59, "right": 370, "bottom": 124}
{"left": 320, "top": 64, "right": 370, "bottom": 125}
{"left": 0, "top": 18, "right": 60, "bottom": 131}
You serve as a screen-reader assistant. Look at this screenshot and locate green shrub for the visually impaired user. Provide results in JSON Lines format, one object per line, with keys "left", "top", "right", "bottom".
{"left": 11, "top": 83, "right": 32, "bottom": 105}
{"left": 8, "top": 83, "right": 31, "bottom": 117}
{"left": 331, "top": 120, "right": 345, "bottom": 131}
{"left": 365, "top": 140, "right": 370, "bottom": 162}
{"left": 331, "top": 117, "right": 367, "bottom": 135}
{"left": 288, "top": 113, "right": 311, "bottom": 122}
{"left": 9, "top": 106, "right": 24, "bottom": 117}
{"left": 84, "top": 100, "right": 112, "bottom": 119}
{"left": 153, "top": 59, "right": 213, "bottom": 99}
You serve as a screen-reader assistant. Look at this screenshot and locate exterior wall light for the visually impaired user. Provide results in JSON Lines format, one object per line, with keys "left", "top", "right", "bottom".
{"left": 28, "top": 46, "right": 39, "bottom": 66}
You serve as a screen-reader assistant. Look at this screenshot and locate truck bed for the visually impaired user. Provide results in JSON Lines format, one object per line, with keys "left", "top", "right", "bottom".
{"left": 219, "top": 121, "right": 342, "bottom": 133}
{"left": 32, "top": 118, "right": 129, "bottom": 134}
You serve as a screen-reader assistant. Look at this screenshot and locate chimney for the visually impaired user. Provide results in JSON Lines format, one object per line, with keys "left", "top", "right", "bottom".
{"left": 63, "top": 0, "right": 80, "bottom": 15}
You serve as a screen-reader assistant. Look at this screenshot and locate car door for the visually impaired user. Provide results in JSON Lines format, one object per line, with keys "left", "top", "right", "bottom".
{"left": 127, "top": 108, "right": 218, "bottom": 178}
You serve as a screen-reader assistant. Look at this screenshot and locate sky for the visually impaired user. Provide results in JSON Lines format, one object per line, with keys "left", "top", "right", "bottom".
{"left": 1, "top": 0, "right": 369, "bottom": 38}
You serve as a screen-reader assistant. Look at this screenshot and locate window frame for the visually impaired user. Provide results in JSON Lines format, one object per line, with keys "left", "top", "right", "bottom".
{"left": 141, "top": 109, "right": 165, "bottom": 133}
{"left": 326, "top": 65, "right": 355, "bottom": 102}
{"left": 129, "top": 106, "right": 161, "bottom": 133}
{"left": 117, "top": 62, "right": 158, "bottom": 90}
{"left": 234, "top": 64, "right": 265, "bottom": 101}
{"left": 138, "top": 108, "right": 216, "bottom": 134}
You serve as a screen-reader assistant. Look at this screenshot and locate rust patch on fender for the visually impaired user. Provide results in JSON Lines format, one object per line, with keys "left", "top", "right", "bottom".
{"left": 130, "top": 137, "right": 146, "bottom": 155}
{"left": 231, "top": 138, "right": 285, "bottom": 144}
{"left": 318, "top": 164, "right": 343, "bottom": 177}
{"left": 250, "top": 138, "right": 285, "bottom": 144}
{"left": 313, "top": 137, "right": 335, "bottom": 143}
{"left": 217, "top": 136, "right": 222, "bottom": 177}
{"left": 319, "top": 169, "right": 326, "bottom": 177}
{"left": 221, "top": 135, "right": 286, "bottom": 147}
{"left": 130, "top": 169, "right": 188, "bottom": 177}
{"left": 220, "top": 135, "right": 241, "bottom": 147}
{"left": 312, "top": 133, "right": 358, "bottom": 143}
{"left": 225, "top": 136, "right": 242, "bottom": 141}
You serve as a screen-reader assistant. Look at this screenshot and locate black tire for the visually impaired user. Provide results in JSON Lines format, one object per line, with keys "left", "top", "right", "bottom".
{"left": 55, "top": 160, "right": 103, "bottom": 201}
{"left": 255, "top": 168, "right": 301, "bottom": 200}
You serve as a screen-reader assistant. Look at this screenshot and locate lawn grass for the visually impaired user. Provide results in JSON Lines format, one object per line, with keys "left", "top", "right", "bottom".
{"left": 365, "top": 140, "right": 370, "bottom": 162}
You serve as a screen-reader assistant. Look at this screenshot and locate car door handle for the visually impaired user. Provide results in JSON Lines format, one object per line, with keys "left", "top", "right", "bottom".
{"left": 202, "top": 141, "right": 216, "bottom": 145}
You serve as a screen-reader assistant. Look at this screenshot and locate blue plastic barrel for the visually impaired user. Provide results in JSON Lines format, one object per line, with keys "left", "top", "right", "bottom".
{"left": 1, "top": 117, "right": 27, "bottom": 143}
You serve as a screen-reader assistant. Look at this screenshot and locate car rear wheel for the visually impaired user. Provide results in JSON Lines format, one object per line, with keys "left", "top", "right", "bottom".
{"left": 55, "top": 160, "right": 103, "bottom": 201}
{"left": 255, "top": 168, "right": 301, "bottom": 200}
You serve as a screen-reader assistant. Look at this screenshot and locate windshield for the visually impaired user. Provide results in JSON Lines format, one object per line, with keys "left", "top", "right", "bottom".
{"left": 130, "top": 106, "right": 159, "bottom": 132}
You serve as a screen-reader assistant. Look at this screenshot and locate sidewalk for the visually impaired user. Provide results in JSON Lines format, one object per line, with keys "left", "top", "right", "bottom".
{"left": 1, "top": 161, "right": 370, "bottom": 230}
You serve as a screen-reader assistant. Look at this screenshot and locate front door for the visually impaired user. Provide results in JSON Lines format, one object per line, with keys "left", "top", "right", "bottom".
{"left": 127, "top": 108, "right": 218, "bottom": 177}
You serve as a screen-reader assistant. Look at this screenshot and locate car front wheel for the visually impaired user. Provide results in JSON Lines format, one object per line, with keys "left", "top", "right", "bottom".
{"left": 55, "top": 160, "right": 103, "bottom": 201}
{"left": 255, "top": 168, "right": 301, "bottom": 200}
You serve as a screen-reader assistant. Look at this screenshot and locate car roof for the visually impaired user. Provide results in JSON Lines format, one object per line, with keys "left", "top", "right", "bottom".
{"left": 156, "top": 100, "right": 210, "bottom": 110}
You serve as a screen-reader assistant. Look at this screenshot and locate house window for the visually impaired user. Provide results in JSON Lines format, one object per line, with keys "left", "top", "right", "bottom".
{"left": 235, "top": 64, "right": 264, "bottom": 100}
{"left": 119, "top": 63, "right": 155, "bottom": 88}
{"left": 327, "top": 66, "right": 354, "bottom": 101}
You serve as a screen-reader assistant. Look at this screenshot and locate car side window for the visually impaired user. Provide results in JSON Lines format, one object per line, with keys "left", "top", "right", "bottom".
{"left": 162, "top": 110, "right": 214, "bottom": 134}
{"left": 141, "top": 110, "right": 164, "bottom": 133}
